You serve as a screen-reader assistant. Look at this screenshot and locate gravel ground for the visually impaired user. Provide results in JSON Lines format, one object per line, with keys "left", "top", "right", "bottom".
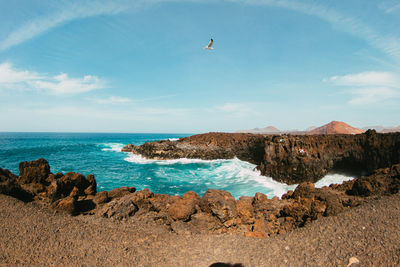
{"left": 1, "top": 193, "right": 400, "bottom": 267}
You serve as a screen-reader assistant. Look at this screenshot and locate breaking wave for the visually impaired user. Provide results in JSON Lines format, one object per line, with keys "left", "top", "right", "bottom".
{"left": 99, "top": 143, "right": 124, "bottom": 152}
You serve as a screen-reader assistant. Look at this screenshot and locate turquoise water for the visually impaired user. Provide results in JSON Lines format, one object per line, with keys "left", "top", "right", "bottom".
{"left": 0, "top": 132, "right": 353, "bottom": 198}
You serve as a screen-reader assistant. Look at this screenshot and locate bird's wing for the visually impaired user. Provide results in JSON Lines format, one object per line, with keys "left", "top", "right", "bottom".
{"left": 207, "top": 39, "right": 213, "bottom": 48}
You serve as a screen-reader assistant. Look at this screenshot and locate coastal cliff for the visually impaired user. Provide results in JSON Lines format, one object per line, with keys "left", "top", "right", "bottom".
{"left": 123, "top": 130, "right": 400, "bottom": 184}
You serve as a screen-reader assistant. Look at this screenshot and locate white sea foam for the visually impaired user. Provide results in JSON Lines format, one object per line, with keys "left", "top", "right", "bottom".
{"left": 315, "top": 173, "right": 355, "bottom": 188}
{"left": 100, "top": 143, "right": 124, "bottom": 152}
{"left": 168, "top": 138, "right": 180, "bottom": 141}
{"left": 124, "top": 153, "right": 228, "bottom": 165}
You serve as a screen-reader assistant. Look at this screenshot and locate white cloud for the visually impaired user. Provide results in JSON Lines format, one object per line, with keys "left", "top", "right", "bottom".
{"left": 348, "top": 87, "right": 399, "bottom": 105}
{"left": 0, "top": 62, "right": 105, "bottom": 95}
{"left": 326, "top": 71, "right": 400, "bottom": 105}
{"left": 329, "top": 71, "right": 400, "bottom": 88}
{"left": 91, "top": 96, "right": 132, "bottom": 104}
{"left": 0, "top": 62, "right": 42, "bottom": 84}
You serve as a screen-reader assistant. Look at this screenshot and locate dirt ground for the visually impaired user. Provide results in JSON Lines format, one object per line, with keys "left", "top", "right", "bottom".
{"left": 1, "top": 193, "right": 400, "bottom": 267}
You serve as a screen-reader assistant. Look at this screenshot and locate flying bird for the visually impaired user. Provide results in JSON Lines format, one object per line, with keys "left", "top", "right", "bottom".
{"left": 204, "top": 38, "right": 214, "bottom": 50}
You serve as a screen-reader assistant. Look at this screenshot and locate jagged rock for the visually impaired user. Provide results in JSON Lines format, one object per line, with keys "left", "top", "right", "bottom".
{"left": 93, "top": 191, "right": 109, "bottom": 205}
{"left": 121, "top": 144, "right": 137, "bottom": 152}
{"left": 99, "top": 194, "right": 138, "bottom": 219}
{"left": 18, "top": 158, "right": 50, "bottom": 185}
{"left": 130, "top": 188, "right": 155, "bottom": 214}
{"left": 53, "top": 196, "right": 77, "bottom": 215}
{"left": 131, "top": 188, "right": 153, "bottom": 202}
{"left": 236, "top": 196, "right": 254, "bottom": 221}
{"left": 150, "top": 194, "right": 175, "bottom": 212}
{"left": 47, "top": 172, "right": 93, "bottom": 200}
{"left": 108, "top": 186, "right": 136, "bottom": 200}
{"left": 350, "top": 163, "right": 400, "bottom": 196}
{"left": 0, "top": 168, "right": 32, "bottom": 201}
{"left": 85, "top": 174, "right": 97, "bottom": 195}
{"left": 84, "top": 185, "right": 96, "bottom": 196}
{"left": 200, "top": 189, "right": 237, "bottom": 223}
{"left": 168, "top": 191, "right": 200, "bottom": 221}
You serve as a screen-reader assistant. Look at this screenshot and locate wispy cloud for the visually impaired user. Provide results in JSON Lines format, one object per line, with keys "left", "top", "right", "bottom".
{"left": 230, "top": 0, "right": 400, "bottom": 63}
{"left": 0, "top": 1, "right": 129, "bottom": 51}
{"left": 0, "top": 62, "right": 105, "bottom": 95}
{"left": 91, "top": 96, "right": 132, "bottom": 105}
{"left": 326, "top": 71, "right": 400, "bottom": 105}
{"left": 2, "top": 0, "right": 399, "bottom": 64}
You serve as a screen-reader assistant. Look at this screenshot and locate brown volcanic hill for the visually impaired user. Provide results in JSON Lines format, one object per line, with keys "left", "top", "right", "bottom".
{"left": 307, "top": 121, "right": 365, "bottom": 135}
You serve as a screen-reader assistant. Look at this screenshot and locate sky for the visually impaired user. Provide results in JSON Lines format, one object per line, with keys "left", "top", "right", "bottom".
{"left": 0, "top": 0, "right": 399, "bottom": 133}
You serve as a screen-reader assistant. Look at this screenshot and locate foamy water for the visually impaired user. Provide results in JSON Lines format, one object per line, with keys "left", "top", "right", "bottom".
{"left": 100, "top": 143, "right": 125, "bottom": 152}
{"left": 123, "top": 153, "right": 354, "bottom": 198}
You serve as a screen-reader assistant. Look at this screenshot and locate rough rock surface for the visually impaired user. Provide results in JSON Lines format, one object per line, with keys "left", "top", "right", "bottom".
{"left": 2, "top": 158, "right": 400, "bottom": 239}
{"left": 122, "top": 132, "right": 266, "bottom": 165}
{"left": 124, "top": 130, "right": 400, "bottom": 184}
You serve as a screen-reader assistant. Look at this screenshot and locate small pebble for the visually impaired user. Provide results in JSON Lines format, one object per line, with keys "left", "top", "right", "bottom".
{"left": 347, "top": 257, "right": 360, "bottom": 266}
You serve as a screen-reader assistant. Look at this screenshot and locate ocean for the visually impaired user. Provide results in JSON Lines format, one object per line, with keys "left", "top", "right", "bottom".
{"left": 0, "top": 132, "right": 354, "bottom": 199}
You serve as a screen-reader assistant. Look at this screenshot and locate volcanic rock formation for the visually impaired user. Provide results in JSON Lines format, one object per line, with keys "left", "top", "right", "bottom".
{"left": 1, "top": 158, "right": 400, "bottom": 238}
{"left": 123, "top": 130, "right": 400, "bottom": 184}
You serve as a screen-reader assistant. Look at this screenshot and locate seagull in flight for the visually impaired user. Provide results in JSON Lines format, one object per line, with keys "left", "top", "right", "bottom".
{"left": 204, "top": 38, "right": 214, "bottom": 50}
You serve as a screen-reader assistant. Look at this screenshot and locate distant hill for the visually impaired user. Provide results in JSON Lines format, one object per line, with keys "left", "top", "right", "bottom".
{"left": 362, "top": 126, "right": 387, "bottom": 132}
{"left": 235, "top": 126, "right": 281, "bottom": 134}
{"left": 307, "top": 121, "right": 364, "bottom": 135}
{"left": 362, "top": 125, "right": 400, "bottom": 133}
{"left": 381, "top": 126, "right": 400, "bottom": 133}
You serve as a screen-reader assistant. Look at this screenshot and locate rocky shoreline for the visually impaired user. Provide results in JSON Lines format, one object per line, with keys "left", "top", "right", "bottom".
{"left": 1, "top": 158, "right": 399, "bottom": 238}
{"left": 123, "top": 130, "right": 400, "bottom": 184}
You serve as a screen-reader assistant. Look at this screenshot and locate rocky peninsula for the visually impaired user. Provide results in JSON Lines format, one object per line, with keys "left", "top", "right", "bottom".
{"left": 122, "top": 130, "right": 400, "bottom": 184}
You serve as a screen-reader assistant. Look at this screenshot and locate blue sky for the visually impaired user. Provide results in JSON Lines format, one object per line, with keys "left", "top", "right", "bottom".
{"left": 0, "top": 0, "right": 399, "bottom": 133}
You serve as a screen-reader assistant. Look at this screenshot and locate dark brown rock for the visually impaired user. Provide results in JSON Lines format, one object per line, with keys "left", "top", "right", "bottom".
{"left": 168, "top": 191, "right": 200, "bottom": 221}
{"left": 200, "top": 189, "right": 237, "bottom": 223}
{"left": 99, "top": 194, "right": 138, "bottom": 219}
{"left": 18, "top": 158, "right": 50, "bottom": 185}
{"left": 0, "top": 168, "right": 32, "bottom": 202}
{"left": 53, "top": 196, "right": 77, "bottom": 215}
{"left": 93, "top": 191, "right": 109, "bottom": 205}
{"left": 236, "top": 196, "right": 254, "bottom": 221}
{"left": 108, "top": 186, "right": 136, "bottom": 200}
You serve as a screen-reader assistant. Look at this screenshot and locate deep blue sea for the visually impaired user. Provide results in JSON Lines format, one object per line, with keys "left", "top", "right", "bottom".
{"left": 0, "top": 132, "right": 354, "bottom": 198}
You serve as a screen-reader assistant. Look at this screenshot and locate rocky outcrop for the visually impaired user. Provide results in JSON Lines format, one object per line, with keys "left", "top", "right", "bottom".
{"left": 125, "top": 130, "right": 400, "bottom": 184}
{"left": 260, "top": 130, "right": 400, "bottom": 184}
{"left": 1, "top": 158, "right": 400, "bottom": 238}
{"left": 122, "top": 132, "right": 266, "bottom": 165}
{"left": 0, "top": 168, "right": 32, "bottom": 201}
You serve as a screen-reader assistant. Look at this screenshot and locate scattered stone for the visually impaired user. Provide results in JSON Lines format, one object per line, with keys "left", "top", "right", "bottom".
{"left": 347, "top": 257, "right": 360, "bottom": 266}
